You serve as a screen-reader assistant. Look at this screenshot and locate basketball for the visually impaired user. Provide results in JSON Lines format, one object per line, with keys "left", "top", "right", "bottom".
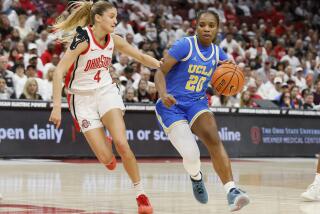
{"left": 211, "top": 63, "right": 245, "bottom": 96}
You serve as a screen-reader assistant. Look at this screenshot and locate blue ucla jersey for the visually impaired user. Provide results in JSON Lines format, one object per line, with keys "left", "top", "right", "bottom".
{"left": 166, "top": 36, "right": 228, "bottom": 101}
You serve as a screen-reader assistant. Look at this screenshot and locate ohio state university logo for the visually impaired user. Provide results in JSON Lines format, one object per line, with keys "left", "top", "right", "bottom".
{"left": 81, "top": 119, "right": 91, "bottom": 129}
{"left": 84, "top": 55, "right": 112, "bottom": 71}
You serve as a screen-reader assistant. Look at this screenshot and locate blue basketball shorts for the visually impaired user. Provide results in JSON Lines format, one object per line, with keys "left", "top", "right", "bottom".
{"left": 155, "top": 97, "right": 212, "bottom": 133}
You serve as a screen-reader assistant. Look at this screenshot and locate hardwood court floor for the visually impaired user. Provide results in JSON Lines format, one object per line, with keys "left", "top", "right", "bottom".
{"left": 0, "top": 158, "right": 319, "bottom": 214}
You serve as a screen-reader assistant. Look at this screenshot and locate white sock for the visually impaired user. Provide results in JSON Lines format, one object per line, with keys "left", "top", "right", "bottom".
{"left": 314, "top": 173, "right": 320, "bottom": 184}
{"left": 224, "top": 181, "right": 236, "bottom": 194}
{"left": 133, "top": 182, "right": 145, "bottom": 198}
{"left": 190, "top": 171, "right": 202, "bottom": 181}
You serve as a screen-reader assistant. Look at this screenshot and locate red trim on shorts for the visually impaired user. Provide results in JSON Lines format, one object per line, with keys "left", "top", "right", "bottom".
{"left": 88, "top": 26, "right": 110, "bottom": 49}
{"left": 67, "top": 94, "right": 81, "bottom": 132}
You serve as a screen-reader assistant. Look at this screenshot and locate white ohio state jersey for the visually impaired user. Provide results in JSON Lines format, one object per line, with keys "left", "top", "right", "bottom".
{"left": 65, "top": 26, "right": 114, "bottom": 91}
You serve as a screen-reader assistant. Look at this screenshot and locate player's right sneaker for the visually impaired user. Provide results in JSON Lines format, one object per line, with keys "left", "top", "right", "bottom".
{"left": 136, "top": 194, "right": 153, "bottom": 214}
{"left": 301, "top": 183, "right": 320, "bottom": 201}
{"left": 227, "top": 188, "right": 250, "bottom": 212}
{"left": 190, "top": 172, "right": 208, "bottom": 204}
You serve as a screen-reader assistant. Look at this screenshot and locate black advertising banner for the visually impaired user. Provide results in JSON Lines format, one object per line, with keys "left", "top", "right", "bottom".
{"left": 0, "top": 101, "right": 319, "bottom": 158}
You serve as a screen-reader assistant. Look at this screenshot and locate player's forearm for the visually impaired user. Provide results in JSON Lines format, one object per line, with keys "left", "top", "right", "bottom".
{"left": 154, "top": 70, "right": 167, "bottom": 98}
{"left": 139, "top": 54, "right": 160, "bottom": 69}
{"left": 52, "top": 69, "right": 64, "bottom": 107}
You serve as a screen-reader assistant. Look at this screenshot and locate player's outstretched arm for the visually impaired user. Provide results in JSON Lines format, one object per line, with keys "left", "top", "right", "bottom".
{"left": 49, "top": 39, "right": 88, "bottom": 128}
{"left": 112, "top": 34, "right": 160, "bottom": 69}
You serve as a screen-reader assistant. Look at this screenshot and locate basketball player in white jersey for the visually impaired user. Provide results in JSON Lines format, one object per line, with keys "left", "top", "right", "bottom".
{"left": 49, "top": 1, "right": 159, "bottom": 213}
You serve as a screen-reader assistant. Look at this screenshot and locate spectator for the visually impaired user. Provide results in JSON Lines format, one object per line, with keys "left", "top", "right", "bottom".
{"left": 144, "top": 13, "right": 157, "bottom": 42}
{"left": 42, "top": 66, "right": 54, "bottom": 101}
{"left": 220, "top": 32, "right": 244, "bottom": 56}
{"left": 281, "top": 47, "right": 301, "bottom": 70}
{"left": 114, "top": 14, "right": 134, "bottom": 38}
{"left": 137, "top": 79, "right": 151, "bottom": 103}
{"left": 290, "top": 86, "right": 303, "bottom": 109}
{"left": 0, "top": 14, "right": 14, "bottom": 40}
{"left": 148, "top": 82, "right": 158, "bottom": 103}
{"left": 40, "top": 42, "right": 55, "bottom": 65}
{"left": 15, "top": 13, "right": 31, "bottom": 39}
{"left": 125, "top": 33, "right": 137, "bottom": 49}
{"left": 12, "top": 64, "right": 27, "bottom": 98}
{"left": 256, "top": 59, "right": 277, "bottom": 83}
{"left": 19, "top": 78, "right": 42, "bottom": 100}
{"left": 175, "top": 21, "right": 190, "bottom": 40}
{"left": 278, "top": 92, "right": 293, "bottom": 109}
{"left": 159, "top": 21, "right": 176, "bottom": 49}
{"left": 43, "top": 54, "right": 59, "bottom": 78}
{"left": 133, "top": 67, "right": 152, "bottom": 89}
{"left": 313, "top": 80, "right": 320, "bottom": 105}
{"left": 303, "top": 92, "right": 315, "bottom": 110}
{"left": 248, "top": 39, "right": 268, "bottom": 62}
{"left": 123, "top": 86, "right": 138, "bottom": 103}
{"left": 247, "top": 80, "right": 262, "bottom": 100}
{"left": 292, "top": 67, "right": 307, "bottom": 90}
{"left": 0, "top": 77, "right": 14, "bottom": 99}
{"left": 113, "top": 54, "right": 129, "bottom": 75}
{"left": 122, "top": 65, "right": 135, "bottom": 88}
{"left": 0, "top": 55, "right": 14, "bottom": 93}
{"left": 35, "top": 30, "right": 50, "bottom": 56}
{"left": 133, "top": 26, "right": 147, "bottom": 46}
{"left": 25, "top": 64, "right": 44, "bottom": 98}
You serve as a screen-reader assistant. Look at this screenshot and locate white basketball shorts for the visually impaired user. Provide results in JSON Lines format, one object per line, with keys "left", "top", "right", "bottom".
{"left": 67, "top": 83, "right": 125, "bottom": 132}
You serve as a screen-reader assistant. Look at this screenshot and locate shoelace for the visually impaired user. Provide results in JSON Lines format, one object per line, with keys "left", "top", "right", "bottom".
{"left": 194, "top": 181, "right": 204, "bottom": 194}
{"left": 138, "top": 195, "right": 149, "bottom": 206}
{"left": 230, "top": 188, "right": 246, "bottom": 195}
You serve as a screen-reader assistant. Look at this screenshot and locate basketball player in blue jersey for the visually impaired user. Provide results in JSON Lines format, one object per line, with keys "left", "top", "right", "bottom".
{"left": 154, "top": 10, "right": 250, "bottom": 211}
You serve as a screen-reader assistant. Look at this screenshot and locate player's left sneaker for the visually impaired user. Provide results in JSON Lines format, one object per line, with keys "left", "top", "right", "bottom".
{"left": 301, "top": 183, "right": 320, "bottom": 201}
{"left": 136, "top": 194, "right": 153, "bottom": 214}
{"left": 227, "top": 188, "right": 250, "bottom": 212}
{"left": 190, "top": 172, "right": 208, "bottom": 204}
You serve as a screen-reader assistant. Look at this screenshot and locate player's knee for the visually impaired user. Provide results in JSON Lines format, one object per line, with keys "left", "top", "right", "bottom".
{"left": 114, "top": 140, "right": 131, "bottom": 157}
{"left": 182, "top": 148, "right": 200, "bottom": 164}
{"left": 98, "top": 153, "right": 114, "bottom": 165}
{"left": 202, "top": 130, "right": 221, "bottom": 148}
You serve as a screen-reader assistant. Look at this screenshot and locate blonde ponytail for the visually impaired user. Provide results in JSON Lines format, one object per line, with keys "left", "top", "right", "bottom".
{"left": 53, "top": 0, "right": 114, "bottom": 43}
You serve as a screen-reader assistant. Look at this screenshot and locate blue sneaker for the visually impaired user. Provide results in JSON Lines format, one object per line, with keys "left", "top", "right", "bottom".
{"left": 227, "top": 188, "right": 250, "bottom": 212}
{"left": 190, "top": 173, "right": 208, "bottom": 204}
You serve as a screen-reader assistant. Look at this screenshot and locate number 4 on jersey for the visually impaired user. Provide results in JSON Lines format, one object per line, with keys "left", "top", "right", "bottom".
{"left": 94, "top": 70, "right": 101, "bottom": 82}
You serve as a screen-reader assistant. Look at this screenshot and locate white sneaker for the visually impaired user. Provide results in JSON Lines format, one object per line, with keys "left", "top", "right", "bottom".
{"left": 301, "top": 183, "right": 320, "bottom": 201}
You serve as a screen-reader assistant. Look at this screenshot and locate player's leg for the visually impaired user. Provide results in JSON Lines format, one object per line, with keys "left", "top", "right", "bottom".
{"left": 83, "top": 127, "right": 116, "bottom": 170}
{"left": 69, "top": 93, "right": 116, "bottom": 169}
{"left": 301, "top": 156, "right": 320, "bottom": 201}
{"left": 167, "top": 122, "right": 208, "bottom": 204}
{"left": 101, "top": 109, "right": 153, "bottom": 214}
{"left": 156, "top": 100, "right": 208, "bottom": 203}
{"left": 191, "top": 112, "right": 249, "bottom": 211}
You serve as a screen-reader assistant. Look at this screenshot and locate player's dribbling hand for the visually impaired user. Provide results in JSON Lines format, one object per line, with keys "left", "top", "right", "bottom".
{"left": 49, "top": 107, "right": 62, "bottom": 128}
{"left": 161, "top": 93, "right": 177, "bottom": 108}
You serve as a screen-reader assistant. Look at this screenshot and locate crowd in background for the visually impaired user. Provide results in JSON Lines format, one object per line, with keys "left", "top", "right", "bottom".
{"left": 1, "top": 0, "right": 320, "bottom": 110}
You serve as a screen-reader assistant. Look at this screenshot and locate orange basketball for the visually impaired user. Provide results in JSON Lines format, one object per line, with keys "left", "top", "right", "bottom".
{"left": 211, "top": 63, "right": 245, "bottom": 96}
